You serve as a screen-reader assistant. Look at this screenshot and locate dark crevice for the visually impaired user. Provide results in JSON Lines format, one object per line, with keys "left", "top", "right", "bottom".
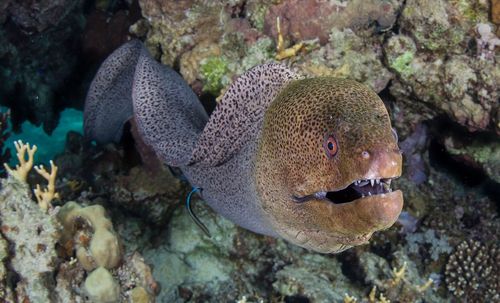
{"left": 284, "top": 295, "right": 310, "bottom": 303}
{"left": 0, "top": 229, "right": 21, "bottom": 302}
{"left": 337, "top": 251, "right": 368, "bottom": 287}
{"left": 428, "top": 139, "right": 486, "bottom": 187}
{"left": 427, "top": 117, "right": 499, "bottom": 208}
{"left": 199, "top": 93, "right": 217, "bottom": 116}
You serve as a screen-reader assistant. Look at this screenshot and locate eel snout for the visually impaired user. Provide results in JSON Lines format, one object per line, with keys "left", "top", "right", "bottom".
{"left": 290, "top": 147, "right": 403, "bottom": 248}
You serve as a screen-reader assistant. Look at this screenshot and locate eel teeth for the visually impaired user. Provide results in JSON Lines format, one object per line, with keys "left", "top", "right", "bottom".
{"left": 314, "top": 191, "right": 327, "bottom": 199}
{"left": 370, "top": 179, "right": 375, "bottom": 187}
{"left": 357, "top": 180, "right": 369, "bottom": 186}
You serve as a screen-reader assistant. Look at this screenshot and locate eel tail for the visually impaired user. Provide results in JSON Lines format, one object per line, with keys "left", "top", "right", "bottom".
{"left": 84, "top": 40, "right": 209, "bottom": 167}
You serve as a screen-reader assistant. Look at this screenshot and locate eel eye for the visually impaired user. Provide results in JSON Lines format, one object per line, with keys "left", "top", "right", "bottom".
{"left": 324, "top": 135, "right": 338, "bottom": 158}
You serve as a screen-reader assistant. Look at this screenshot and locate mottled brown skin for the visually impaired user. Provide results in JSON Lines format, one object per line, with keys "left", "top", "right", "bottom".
{"left": 256, "top": 77, "right": 403, "bottom": 253}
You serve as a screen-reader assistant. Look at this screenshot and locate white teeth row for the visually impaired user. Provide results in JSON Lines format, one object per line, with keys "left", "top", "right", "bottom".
{"left": 354, "top": 179, "right": 388, "bottom": 187}
{"left": 361, "top": 188, "right": 393, "bottom": 198}
{"left": 354, "top": 180, "right": 369, "bottom": 186}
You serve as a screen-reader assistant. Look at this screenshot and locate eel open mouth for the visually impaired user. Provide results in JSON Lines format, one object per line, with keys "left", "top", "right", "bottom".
{"left": 294, "top": 178, "right": 396, "bottom": 204}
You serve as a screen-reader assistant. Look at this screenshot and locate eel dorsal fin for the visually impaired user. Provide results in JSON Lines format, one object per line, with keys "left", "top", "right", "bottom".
{"left": 190, "top": 63, "right": 301, "bottom": 167}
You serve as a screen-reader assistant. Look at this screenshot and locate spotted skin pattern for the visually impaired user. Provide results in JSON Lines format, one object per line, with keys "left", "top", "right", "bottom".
{"left": 257, "top": 78, "right": 402, "bottom": 253}
{"left": 132, "top": 46, "right": 209, "bottom": 166}
{"left": 84, "top": 40, "right": 403, "bottom": 253}
{"left": 84, "top": 40, "right": 142, "bottom": 143}
{"left": 191, "top": 63, "right": 301, "bottom": 166}
{"left": 184, "top": 63, "right": 301, "bottom": 235}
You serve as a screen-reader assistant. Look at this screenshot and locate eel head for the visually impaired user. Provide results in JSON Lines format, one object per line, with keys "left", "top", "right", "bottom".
{"left": 256, "top": 77, "right": 403, "bottom": 253}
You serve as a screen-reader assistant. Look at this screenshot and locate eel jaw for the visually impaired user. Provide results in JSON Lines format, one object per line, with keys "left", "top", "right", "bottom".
{"left": 292, "top": 176, "right": 403, "bottom": 240}
{"left": 294, "top": 177, "right": 398, "bottom": 205}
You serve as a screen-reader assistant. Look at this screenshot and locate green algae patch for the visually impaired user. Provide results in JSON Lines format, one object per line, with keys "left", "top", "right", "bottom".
{"left": 200, "top": 56, "right": 229, "bottom": 96}
{"left": 391, "top": 51, "right": 415, "bottom": 77}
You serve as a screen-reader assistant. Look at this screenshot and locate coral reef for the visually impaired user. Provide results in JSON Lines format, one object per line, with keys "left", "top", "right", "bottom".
{"left": 273, "top": 254, "right": 357, "bottom": 302}
{"left": 34, "top": 160, "right": 61, "bottom": 211}
{"left": 388, "top": 0, "right": 499, "bottom": 133}
{"left": 0, "top": 1, "right": 139, "bottom": 134}
{"left": 58, "top": 202, "right": 123, "bottom": 271}
{"left": 0, "top": 176, "right": 60, "bottom": 302}
{"left": 0, "top": 141, "right": 159, "bottom": 302}
{"left": 3, "top": 140, "right": 37, "bottom": 182}
{"left": 298, "top": 27, "right": 392, "bottom": 93}
{"left": 112, "top": 1, "right": 500, "bottom": 301}
{"left": 263, "top": 0, "right": 402, "bottom": 45}
{"left": 200, "top": 56, "right": 230, "bottom": 96}
{"left": 137, "top": 0, "right": 499, "bottom": 135}
{"left": 84, "top": 266, "right": 120, "bottom": 302}
{"left": 138, "top": 0, "right": 402, "bottom": 96}
{"left": 2, "top": 0, "right": 499, "bottom": 301}
{"left": 0, "top": 1, "right": 86, "bottom": 133}
{"left": 445, "top": 240, "right": 499, "bottom": 301}
{"left": 110, "top": 165, "right": 184, "bottom": 226}
{"left": 2, "top": 0, "right": 80, "bottom": 32}
{"left": 141, "top": 203, "right": 240, "bottom": 302}
{"left": 405, "top": 229, "right": 453, "bottom": 261}
{"left": 443, "top": 133, "right": 500, "bottom": 183}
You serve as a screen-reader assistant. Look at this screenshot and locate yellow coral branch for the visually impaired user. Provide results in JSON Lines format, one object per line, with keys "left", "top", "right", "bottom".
{"left": 391, "top": 261, "right": 407, "bottom": 285}
{"left": 33, "top": 160, "right": 60, "bottom": 212}
{"left": 369, "top": 286, "right": 377, "bottom": 303}
{"left": 416, "top": 278, "right": 433, "bottom": 292}
{"left": 378, "top": 293, "right": 390, "bottom": 303}
{"left": 275, "top": 16, "right": 304, "bottom": 60}
{"left": 3, "top": 140, "right": 37, "bottom": 182}
{"left": 343, "top": 293, "right": 357, "bottom": 303}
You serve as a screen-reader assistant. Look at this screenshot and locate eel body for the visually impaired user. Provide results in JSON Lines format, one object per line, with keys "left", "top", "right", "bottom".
{"left": 84, "top": 40, "right": 403, "bottom": 253}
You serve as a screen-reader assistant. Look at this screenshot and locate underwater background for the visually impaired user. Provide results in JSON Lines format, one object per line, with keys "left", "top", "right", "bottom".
{"left": 0, "top": 0, "right": 498, "bottom": 302}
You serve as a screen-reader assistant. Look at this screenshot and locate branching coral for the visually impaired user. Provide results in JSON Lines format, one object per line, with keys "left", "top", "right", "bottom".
{"left": 275, "top": 16, "right": 304, "bottom": 60}
{"left": 345, "top": 253, "right": 437, "bottom": 303}
{"left": 0, "top": 141, "right": 158, "bottom": 302}
{"left": 3, "top": 140, "right": 60, "bottom": 212}
{"left": 3, "top": 140, "right": 37, "bottom": 182}
{"left": 445, "top": 240, "right": 499, "bottom": 301}
{"left": 34, "top": 160, "right": 60, "bottom": 211}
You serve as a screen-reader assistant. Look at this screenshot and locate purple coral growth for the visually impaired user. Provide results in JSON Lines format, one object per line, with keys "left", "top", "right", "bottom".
{"left": 397, "top": 211, "right": 419, "bottom": 234}
{"left": 476, "top": 23, "right": 500, "bottom": 61}
{"left": 400, "top": 123, "right": 428, "bottom": 185}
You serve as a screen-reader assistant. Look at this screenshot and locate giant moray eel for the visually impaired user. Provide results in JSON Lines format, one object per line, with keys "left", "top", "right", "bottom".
{"left": 84, "top": 40, "right": 403, "bottom": 253}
